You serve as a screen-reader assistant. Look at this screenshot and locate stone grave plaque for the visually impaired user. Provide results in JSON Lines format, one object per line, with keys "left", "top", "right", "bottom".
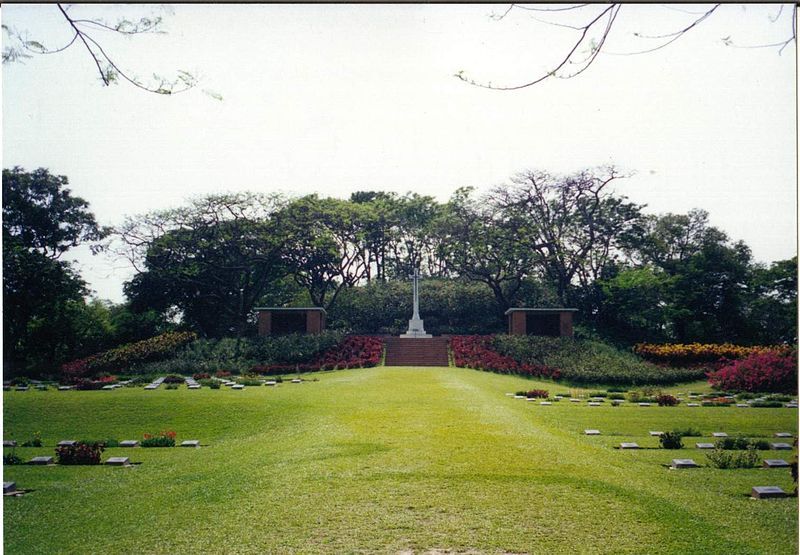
{"left": 774, "top": 432, "right": 793, "bottom": 438}
{"left": 554, "top": 395, "right": 564, "bottom": 399}
{"left": 763, "top": 459, "right": 790, "bottom": 468}
{"left": 57, "top": 386, "right": 72, "bottom": 391}
{"left": 588, "top": 402, "right": 601, "bottom": 406}
{"left": 188, "top": 384, "right": 201, "bottom": 389}
{"left": 751, "top": 486, "right": 786, "bottom": 499}
{"left": 180, "top": 440, "right": 200, "bottom": 448}
{"left": 570, "top": 398, "right": 581, "bottom": 403}
{"left": 671, "top": 459, "right": 698, "bottom": 469}
{"left": 590, "top": 398, "right": 605, "bottom": 402}
{"left": 3, "top": 440, "right": 17, "bottom": 447}
{"left": 638, "top": 403, "right": 651, "bottom": 407}
{"left": 649, "top": 431, "right": 664, "bottom": 436}
{"left": 266, "top": 381, "right": 277, "bottom": 386}
{"left": 102, "top": 385, "right": 115, "bottom": 390}
{"left": 696, "top": 443, "right": 715, "bottom": 449}
{"left": 105, "top": 457, "right": 130, "bottom": 466}
{"left": 144, "top": 385, "right": 158, "bottom": 390}
{"left": 620, "top": 443, "right": 639, "bottom": 449}
{"left": 712, "top": 432, "right": 728, "bottom": 438}
{"left": 525, "top": 397, "right": 537, "bottom": 402}
{"left": 584, "top": 430, "right": 601, "bottom": 435}
{"left": 57, "top": 440, "right": 77, "bottom": 447}
{"left": 232, "top": 384, "right": 245, "bottom": 390}
{"left": 735, "top": 404, "right": 749, "bottom": 408}
{"left": 16, "top": 386, "right": 29, "bottom": 392}
{"left": 291, "top": 379, "right": 302, "bottom": 384}
{"left": 29, "top": 456, "right": 53, "bottom": 465}
{"left": 770, "top": 443, "right": 792, "bottom": 450}
{"left": 513, "top": 395, "right": 525, "bottom": 399}
{"left": 785, "top": 404, "right": 798, "bottom": 408}
{"left": 3, "top": 482, "right": 16, "bottom": 494}
{"left": 119, "top": 440, "right": 139, "bottom": 448}
{"left": 539, "top": 401, "right": 552, "bottom": 406}
{"left": 36, "top": 385, "right": 48, "bottom": 391}
{"left": 505, "top": 393, "right": 514, "bottom": 396}
{"left": 686, "top": 403, "right": 700, "bottom": 407}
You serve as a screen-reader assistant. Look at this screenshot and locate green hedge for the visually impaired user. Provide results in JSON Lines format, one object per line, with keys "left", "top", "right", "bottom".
{"left": 493, "top": 335, "right": 706, "bottom": 385}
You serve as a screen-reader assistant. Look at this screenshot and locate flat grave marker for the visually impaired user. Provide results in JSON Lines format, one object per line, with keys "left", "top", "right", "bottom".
{"left": 671, "top": 459, "right": 699, "bottom": 469}
{"left": 649, "top": 431, "right": 663, "bottom": 437}
{"left": 774, "top": 432, "right": 793, "bottom": 438}
{"left": 751, "top": 486, "right": 787, "bottom": 499}
{"left": 57, "top": 440, "right": 77, "bottom": 447}
{"left": 3, "top": 482, "right": 16, "bottom": 494}
{"left": 736, "top": 404, "right": 749, "bottom": 408}
{"left": 620, "top": 442, "right": 639, "bottom": 449}
{"left": 763, "top": 459, "right": 790, "bottom": 468}
{"left": 638, "top": 403, "right": 651, "bottom": 407}
{"left": 539, "top": 401, "right": 552, "bottom": 406}
{"left": 588, "top": 402, "right": 601, "bottom": 406}
{"left": 231, "top": 384, "right": 245, "bottom": 390}
{"left": 119, "top": 440, "right": 139, "bottom": 448}
{"left": 513, "top": 395, "right": 525, "bottom": 399}
{"left": 770, "top": 443, "right": 792, "bottom": 450}
{"left": 29, "top": 456, "right": 53, "bottom": 465}
{"left": 3, "top": 440, "right": 17, "bottom": 447}
{"left": 57, "top": 386, "right": 72, "bottom": 391}
{"left": 696, "top": 443, "right": 715, "bottom": 449}
{"left": 188, "top": 384, "right": 201, "bottom": 390}
{"left": 686, "top": 403, "right": 700, "bottom": 407}
{"left": 105, "top": 457, "right": 130, "bottom": 466}
{"left": 180, "top": 440, "right": 200, "bottom": 448}
{"left": 15, "top": 386, "right": 28, "bottom": 392}
{"left": 712, "top": 432, "right": 728, "bottom": 438}
{"left": 266, "top": 381, "right": 277, "bottom": 386}
{"left": 570, "top": 398, "right": 581, "bottom": 403}
{"left": 584, "top": 430, "right": 601, "bottom": 435}
{"left": 291, "top": 379, "right": 302, "bottom": 383}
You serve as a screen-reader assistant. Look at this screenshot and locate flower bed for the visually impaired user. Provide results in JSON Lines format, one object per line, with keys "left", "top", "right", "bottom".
{"left": 61, "top": 331, "right": 197, "bottom": 381}
{"left": 633, "top": 343, "right": 791, "bottom": 365}
{"left": 251, "top": 336, "right": 384, "bottom": 375}
{"left": 707, "top": 350, "right": 797, "bottom": 393}
{"left": 450, "top": 335, "right": 561, "bottom": 380}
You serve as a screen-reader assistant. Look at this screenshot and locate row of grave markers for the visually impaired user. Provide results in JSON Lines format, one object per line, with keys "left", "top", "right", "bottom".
{"left": 582, "top": 429, "right": 795, "bottom": 499}
{"left": 5, "top": 376, "right": 308, "bottom": 392}
{"left": 507, "top": 393, "right": 798, "bottom": 408}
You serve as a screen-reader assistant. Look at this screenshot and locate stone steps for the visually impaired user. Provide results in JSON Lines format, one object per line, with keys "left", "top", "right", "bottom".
{"left": 384, "top": 337, "right": 449, "bottom": 367}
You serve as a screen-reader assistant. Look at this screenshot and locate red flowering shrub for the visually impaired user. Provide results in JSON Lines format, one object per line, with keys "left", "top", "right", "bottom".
{"left": 141, "top": 430, "right": 177, "bottom": 448}
{"left": 707, "top": 350, "right": 797, "bottom": 393}
{"left": 251, "top": 336, "right": 384, "bottom": 375}
{"left": 193, "top": 372, "right": 211, "bottom": 380}
{"left": 72, "top": 377, "right": 117, "bottom": 390}
{"left": 450, "top": 336, "right": 561, "bottom": 380}
{"left": 656, "top": 394, "right": 680, "bottom": 406}
{"left": 56, "top": 441, "right": 104, "bottom": 465}
{"left": 215, "top": 370, "right": 232, "bottom": 378}
{"left": 525, "top": 389, "right": 549, "bottom": 399}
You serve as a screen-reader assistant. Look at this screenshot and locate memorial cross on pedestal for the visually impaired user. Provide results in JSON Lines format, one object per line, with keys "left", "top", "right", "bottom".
{"left": 401, "top": 268, "right": 431, "bottom": 338}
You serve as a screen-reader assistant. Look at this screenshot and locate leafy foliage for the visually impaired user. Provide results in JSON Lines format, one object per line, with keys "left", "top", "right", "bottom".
{"left": 56, "top": 442, "right": 104, "bottom": 465}
{"left": 493, "top": 335, "right": 704, "bottom": 385}
{"left": 141, "top": 430, "right": 176, "bottom": 448}
{"left": 659, "top": 432, "right": 684, "bottom": 450}
{"left": 450, "top": 336, "right": 562, "bottom": 380}
{"left": 705, "top": 447, "right": 760, "bottom": 469}
{"left": 634, "top": 342, "right": 791, "bottom": 365}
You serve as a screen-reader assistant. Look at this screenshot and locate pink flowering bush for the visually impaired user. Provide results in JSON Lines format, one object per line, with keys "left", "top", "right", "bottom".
{"left": 707, "top": 350, "right": 797, "bottom": 393}
{"left": 450, "top": 335, "right": 561, "bottom": 380}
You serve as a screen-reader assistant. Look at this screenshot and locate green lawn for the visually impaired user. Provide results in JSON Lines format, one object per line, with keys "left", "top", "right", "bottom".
{"left": 3, "top": 367, "right": 798, "bottom": 554}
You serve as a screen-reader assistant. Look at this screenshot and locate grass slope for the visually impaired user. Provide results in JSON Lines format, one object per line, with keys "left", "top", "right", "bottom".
{"left": 3, "top": 367, "right": 797, "bottom": 554}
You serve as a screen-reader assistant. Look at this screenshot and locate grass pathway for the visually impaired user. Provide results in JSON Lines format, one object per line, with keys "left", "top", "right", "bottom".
{"left": 4, "top": 367, "right": 797, "bottom": 553}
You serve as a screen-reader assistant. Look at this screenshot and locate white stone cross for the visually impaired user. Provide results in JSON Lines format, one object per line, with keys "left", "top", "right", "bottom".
{"left": 401, "top": 268, "right": 431, "bottom": 338}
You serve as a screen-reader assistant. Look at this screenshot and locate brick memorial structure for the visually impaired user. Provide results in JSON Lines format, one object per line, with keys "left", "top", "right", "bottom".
{"left": 505, "top": 308, "right": 577, "bottom": 337}
{"left": 255, "top": 307, "right": 326, "bottom": 336}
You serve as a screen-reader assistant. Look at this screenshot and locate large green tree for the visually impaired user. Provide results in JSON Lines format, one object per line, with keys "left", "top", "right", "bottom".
{"left": 3, "top": 167, "right": 109, "bottom": 374}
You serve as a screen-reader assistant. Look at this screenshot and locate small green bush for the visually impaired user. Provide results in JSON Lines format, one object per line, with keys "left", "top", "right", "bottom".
{"left": 673, "top": 427, "right": 702, "bottom": 437}
{"left": 141, "top": 431, "right": 176, "bottom": 448}
{"left": 165, "top": 383, "right": 179, "bottom": 390}
{"left": 706, "top": 446, "right": 760, "bottom": 469}
{"left": 79, "top": 438, "right": 119, "bottom": 448}
{"left": 659, "top": 432, "right": 684, "bottom": 449}
{"left": 3, "top": 453, "right": 23, "bottom": 465}
{"left": 608, "top": 393, "right": 626, "bottom": 400}
{"left": 751, "top": 401, "right": 783, "bottom": 408}
{"left": 21, "top": 432, "right": 42, "bottom": 447}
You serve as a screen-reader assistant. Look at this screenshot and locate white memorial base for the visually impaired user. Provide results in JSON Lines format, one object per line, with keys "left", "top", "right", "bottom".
{"left": 400, "top": 317, "right": 431, "bottom": 338}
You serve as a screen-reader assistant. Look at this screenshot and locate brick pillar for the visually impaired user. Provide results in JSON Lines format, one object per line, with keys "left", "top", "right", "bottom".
{"left": 559, "top": 312, "right": 574, "bottom": 337}
{"left": 508, "top": 312, "right": 527, "bottom": 335}
{"left": 257, "top": 311, "right": 272, "bottom": 336}
{"left": 306, "top": 311, "right": 323, "bottom": 334}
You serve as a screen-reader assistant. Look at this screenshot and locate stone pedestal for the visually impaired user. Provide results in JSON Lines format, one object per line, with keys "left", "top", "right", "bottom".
{"left": 401, "top": 317, "right": 431, "bottom": 338}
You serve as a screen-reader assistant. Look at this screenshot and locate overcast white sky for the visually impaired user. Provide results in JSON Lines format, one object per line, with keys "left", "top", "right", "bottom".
{"left": 2, "top": 3, "right": 797, "bottom": 303}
